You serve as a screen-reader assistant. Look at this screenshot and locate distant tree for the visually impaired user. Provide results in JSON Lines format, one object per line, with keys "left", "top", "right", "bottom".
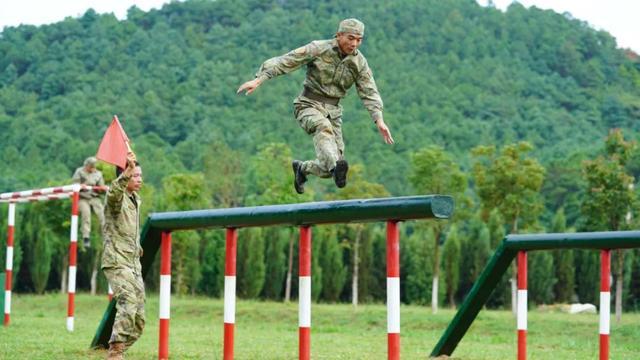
{"left": 551, "top": 208, "right": 575, "bottom": 303}
{"left": 472, "top": 142, "right": 545, "bottom": 314}
{"left": 441, "top": 224, "right": 461, "bottom": 307}
{"left": 581, "top": 129, "right": 636, "bottom": 322}
{"left": 409, "top": 145, "right": 468, "bottom": 313}
{"left": 162, "top": 172, "right": 209, "bottom": 295}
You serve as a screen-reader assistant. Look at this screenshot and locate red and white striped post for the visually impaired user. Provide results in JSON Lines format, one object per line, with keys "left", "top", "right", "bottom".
{"left": 108, "top": 284, "right": 114, "bottom": 302}
{"left": 299, "top": 226, "right": 312, "bottom": 360}
{"left": 386, "top": 221, "right": 400, "bottom": 360}
{"left": 517, "top": 251, "right": 528, "bottom": 360}
{"left": 4, "top": 202, "right": 16, "bottom": 326}
{"left": 223, "top": 228, "right": 237, "bottom": 360}
{"left": 67, "top": 187, "right": 80, "bottom": 331}
{"left": 159, "top": 231, "right": 172, "bottom": 360}
{"left": 600, "top": 250, "right": 611, "bottom": 360}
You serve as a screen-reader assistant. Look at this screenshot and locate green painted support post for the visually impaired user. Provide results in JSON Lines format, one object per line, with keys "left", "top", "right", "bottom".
{"left": 91, "top": 195, "right": 454, "bottom": 349}
{"left": 430, "top": 230, "right": 640, "bottom": 358}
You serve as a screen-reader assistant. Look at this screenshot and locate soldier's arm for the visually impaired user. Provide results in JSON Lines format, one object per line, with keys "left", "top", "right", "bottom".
{"left": 356, "top": 62, "right": 394, "bottom": 144}
{"left": 255, "top": 41, "right": 319, "bottom": 82}
{"left": 355, "top": 61, "right": 384, "bottom": 122}
{"left": 71, "top": 168, "right": 82, "bottom": 184}
{"left": 237, "top": 41, "right": 320, "bottom": 95}
{"left": 106, "top": 174, "right": 129, "bottom": 215}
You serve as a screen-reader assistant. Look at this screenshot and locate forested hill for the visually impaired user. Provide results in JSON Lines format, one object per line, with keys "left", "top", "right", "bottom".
{"left": 0, "top": 0, "right": 638, "bottom": 195}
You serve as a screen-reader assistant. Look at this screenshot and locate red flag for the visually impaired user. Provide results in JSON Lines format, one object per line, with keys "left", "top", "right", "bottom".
{"left": 96, "top": 115, "right": 130, "bottom": 169}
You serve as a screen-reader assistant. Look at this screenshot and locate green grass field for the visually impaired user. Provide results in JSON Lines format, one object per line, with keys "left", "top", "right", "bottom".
{"left": 1, "top": 293, "right": 638, "bottom": 359}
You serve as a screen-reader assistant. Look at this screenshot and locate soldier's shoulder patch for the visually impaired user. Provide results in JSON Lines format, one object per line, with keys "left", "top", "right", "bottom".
{"left": 294, "top": 46, "right": 307, "bottom": 55}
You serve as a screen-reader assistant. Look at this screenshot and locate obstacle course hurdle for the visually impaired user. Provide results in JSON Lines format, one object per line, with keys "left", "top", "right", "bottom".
{"left": 91, "top": 195, "right": 454, "bottom": 359}
{"left": 2, "top": 184, "right": 107, "bottom": 330}
{"left": 431, "top": 231, "right": 640, "bottom": 360}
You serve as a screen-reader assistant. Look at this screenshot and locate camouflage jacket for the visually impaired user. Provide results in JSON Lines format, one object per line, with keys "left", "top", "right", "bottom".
{"left": 101, "top": 173, "right": 142, "bottom": 273}
{"left": 255, "top": 38, "right": 383, "bottom": 121}
{"left": 72, "top": 167, "right": 105, "bottom": 199}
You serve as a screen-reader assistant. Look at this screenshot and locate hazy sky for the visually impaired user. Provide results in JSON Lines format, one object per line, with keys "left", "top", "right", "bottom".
{"left": 477, "top": 0, "right": 639, "bottom": 53}
{"left": 0, "top": 1, "right": 638, "bottom": 53}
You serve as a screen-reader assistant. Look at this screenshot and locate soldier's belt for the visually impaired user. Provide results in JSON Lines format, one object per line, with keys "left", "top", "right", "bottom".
{"left": 302, "top": 87, "right": 340, "bottom": 106}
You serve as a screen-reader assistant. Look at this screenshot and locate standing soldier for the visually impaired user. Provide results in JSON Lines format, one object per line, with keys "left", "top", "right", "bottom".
{"left": 237, "top": 18, "right": 394, "bottom": 194}
{"left": 102, "top": 153, "right": 144, "bottom": 360}
{"left": 72, "top": 156, "right": 105, "bottom": 249}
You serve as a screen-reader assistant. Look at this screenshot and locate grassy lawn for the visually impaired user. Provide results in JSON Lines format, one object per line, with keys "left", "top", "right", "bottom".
{"left": 1, "top": 293, "right": 638, "bottom": 359}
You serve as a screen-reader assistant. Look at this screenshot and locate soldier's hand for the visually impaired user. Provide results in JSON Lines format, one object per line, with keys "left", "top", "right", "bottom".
{"left": 123, "top": 152, "right": 137, "bottom": 177}
{"left": 236, "top": 78, "right": 262, "bottom": 95}
{"left": 376, "top": 119, "right": 394, "bottom": 145}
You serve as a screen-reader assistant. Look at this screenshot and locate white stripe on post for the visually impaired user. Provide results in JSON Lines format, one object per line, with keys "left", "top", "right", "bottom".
{"left": 4, "top": 291, "right": 10, "bottom": 314}
{"left": 224, "top": 276, "right": 236, "bottom": 324}
{"left": 67, "top": 317, "right": 74, "bottom": 331}
{"left": 6, "top": 247, "right": 12, "bottom": 271}
{"left": 68, "top": 266, "right": 77, "bottom": 293}
{"left": 517, "top": 289, "right": 528, "bottom": 330}
{"left": 599, "top": 292, "right": 610, "bottom": 335}
{"left": 299, "top": 276, "right": 311, "bottom": 328}
{"left": 386, "top": 278, "right": 400, "bottom": 334}
{"left": 159, "top": 275, "right": 171, "bottom": 320}
{"left": 70, "top": 216, "right": 78, "bottom": 242}
{"left": 8, "top": 203, "right": 15, "bottom": 225}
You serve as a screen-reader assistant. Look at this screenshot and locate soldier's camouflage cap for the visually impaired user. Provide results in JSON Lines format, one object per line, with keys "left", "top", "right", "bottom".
{"left": 84, "top": 156, "right": 97, "bottom": 166}
{"left": 337, "top": 18, "right": 364, "bottom": 36}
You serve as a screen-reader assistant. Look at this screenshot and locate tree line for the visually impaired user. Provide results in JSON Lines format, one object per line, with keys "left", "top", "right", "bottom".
{"left": 3, "top": 130, "right": 640, "bottom": 317}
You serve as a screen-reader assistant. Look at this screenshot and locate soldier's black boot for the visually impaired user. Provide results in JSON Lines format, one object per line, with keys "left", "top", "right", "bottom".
{"left": 292, "top": 160, "right": 307, "bottom": 194}
{"left": 332, "top": 159, "right": 349, "bottom": 188}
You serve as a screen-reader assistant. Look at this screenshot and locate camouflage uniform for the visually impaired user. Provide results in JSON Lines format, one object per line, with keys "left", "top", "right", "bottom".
{"left": 101, "top": 173, "right": 144, "bottom": 349}
{"left": 255, "top": 19, "right": 383, "bottom": 177}
{"left": 72, "top": 164, "right": 105, "bottom": 240}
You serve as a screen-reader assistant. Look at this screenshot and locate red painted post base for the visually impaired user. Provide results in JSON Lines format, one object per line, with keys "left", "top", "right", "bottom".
{"left": 224, "top": 322, "right": 234, "bottom": 360}
{"left": 299, "top": 327, "right": 310, "bottom": 360}
{"left": 159, "top": 318, "right": 170, "bottom": 360}
{"left": 518, "top": 330, "right": 526, "bottom": 360}
{"left": 388, "top": 333, "right": 400, "bottom": 360}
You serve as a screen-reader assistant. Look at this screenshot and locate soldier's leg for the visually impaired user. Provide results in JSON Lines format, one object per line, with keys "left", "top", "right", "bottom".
{"left": 296, "top": 108, "right": 340, "bottom": 178}
{"left": 78, "top": 199, "right": 92, "bottom": 240}
{"left": 331, "top": 117, "right": 345, "bottom": 159}
{"left": 90, "top": 198, "right": 106, "bottom": 238}
{"left": 104, "top": 267, "right": 141, "bottom": 347}
{"left": 124, "top": 273, "right": 146, "bottom": 350}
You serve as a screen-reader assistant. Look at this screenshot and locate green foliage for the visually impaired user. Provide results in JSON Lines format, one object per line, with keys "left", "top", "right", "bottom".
{"left": 404, "top": 227, "right": 435, "bottom": 304}
{"left": 319, "top": 226, "right": 346, "bottom": 302}
{"left": 472, "top": 142, "right": 546, "bottom": 232}
{"left": 551, "top": 208, "right": 575, "bottom": 303}
{"left": 236, "top": 228, "right": 265, "bottom": 299}
{"left": 581, "top": 129, "right": 636, "bottom": 231}
{"left": 528, "top": 252, "right": 556, "bottom": 305}
{"left": 198, "top": 230, "right": 225, "bottom": 297}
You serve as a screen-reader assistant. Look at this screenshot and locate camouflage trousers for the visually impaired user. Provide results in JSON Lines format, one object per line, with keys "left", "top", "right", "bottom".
{"left": 78, "top": 197, "right": 105, "bottom": 240}
{"left": 104, "top": 266, "right": 145, "bottom": 348}
{"left": 294, "top": 102, "right": 344, "bottom": 178}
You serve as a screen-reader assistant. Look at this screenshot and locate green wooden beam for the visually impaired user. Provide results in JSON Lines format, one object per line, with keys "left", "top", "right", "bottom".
{"left": 430, "top": 230, "right": 640, "bottom": 357}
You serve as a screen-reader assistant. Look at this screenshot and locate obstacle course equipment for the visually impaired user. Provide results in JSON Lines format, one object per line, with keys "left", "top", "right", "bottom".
{"left": 2, "top": 184, "right": 107, "bottom": 330}
{"left": 431, "top": 231, "right": 640, "bottom": 360}
{"left": 91, "top": 195, "right": 454, "bottom": 359}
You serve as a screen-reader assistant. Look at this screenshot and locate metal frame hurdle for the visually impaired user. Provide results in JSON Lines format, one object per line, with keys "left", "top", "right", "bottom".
{"left": 431, "top": 231, "right": 640, "bottom": 360}
{"left": 1, "top": 184, "right": 107, "bottom": 331}
{"left": 91, "top": 195, "right": 454, "bottom": 359}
